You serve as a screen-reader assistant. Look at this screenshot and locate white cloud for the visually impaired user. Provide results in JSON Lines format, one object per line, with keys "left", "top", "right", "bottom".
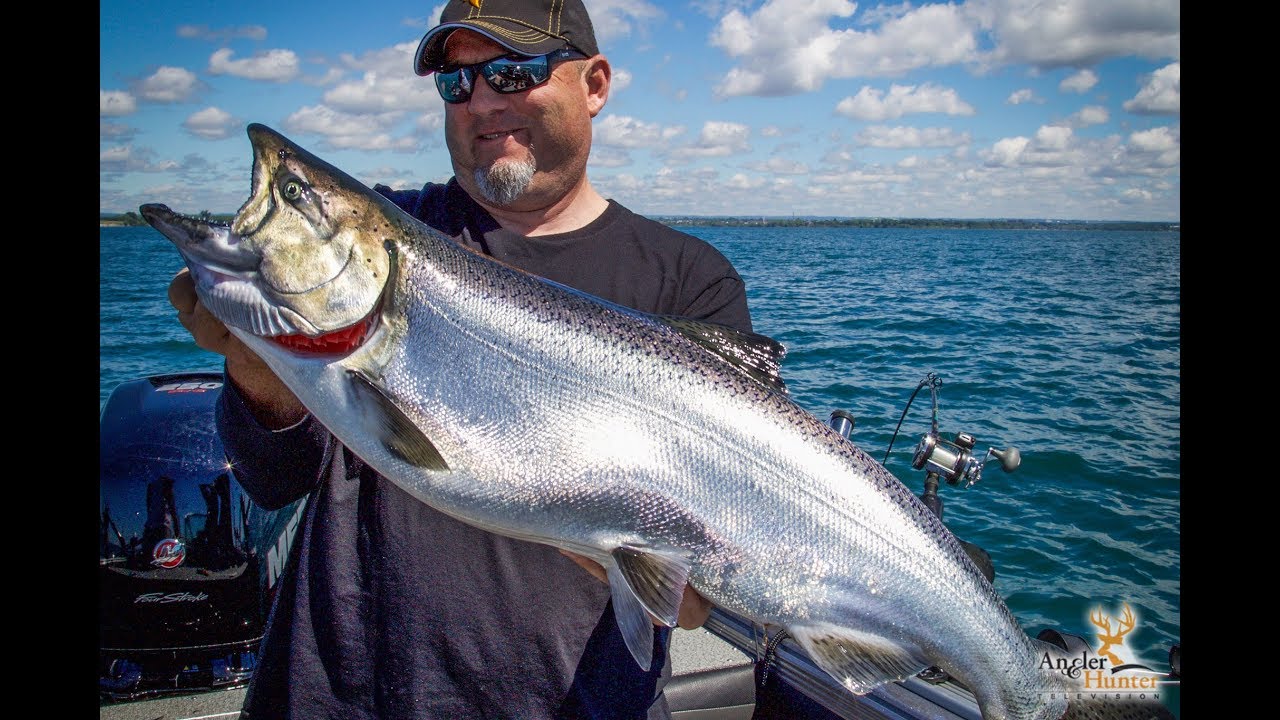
{"left": 183, "top": 107, "right": 238, "bottom": 140}
{"left": 137, "top": 67, "right": 201, "bottom": 103}
{"left": 835, "top": 83, "right": 975, "bottom": 121}
{"left": 585, "top": 0, "right": 665, "bottom": 45}
{"left": 1068, "top": 105, "right": 1109, "bottom": 127}
{"left": 100, "top": 145, "right": 135, "bottom": 168}
{"left": 1059, "top": 69, "right": 1098, "bottom": 94}
{"left": 589, "top": 146, "right": 635, "bottom": 168}
{"left": 855, "top": 126, "right": 971, "bottom": 149}
{"left": 101, "top": 90, "right": 137, "bottom": 116}
{"left": 324, "top": 72, "right": 436, "bottom": 114}
{"left": 1122, "top": 126, "right": 1179, "bottom": 167}
{"left": 99, "top": 145, "right": 180, "bottom": 174}
{"left": 177, "top": 24, "right": 267, "bottom": 42}
{"left": 1035, "top": 125, "right": 1073, "bottom": 151}
{"left": 1079, "top": 127, "right": 1178, "bottom": 177}
{"left": 303, "top": 67, "right": 348, "bottom": 87}
{"left": 353, "top": 164, "right": 425, "bottom": 190}
{"left": 711, "top": 0, "right": 1179, "bottom": 97}
{"left": 746, "top": 156, "right": 809, "bottom": 175}
{"left": 208, "top": 48, "right": 301, "bottom": 82}
{"left": 680, "top": 121, "right": 751, "bottom": 157}
{"left": 1123, "top": 62, "right": 1179, "bottom": 115}
{"left": 727, "top": 173, "right": 766, "bottom": 189}
{"left": 282, "top": 105, "right": 418, "bottom": 152}
{"left": 978, "top": 124, "right": 1102, "bottom": 171}
{"left": 714, "top": 68, "right": 766, "bottom": 97}
{"left": 1128, "top": 126, "right": 1177, "bottom": 153}
{"left": 595, "top": 114, "right": 686, "bottom": 148}
{"left": 987, "top": 136, "right": 1030, "bottom": 167}
{"left": 323, "top": 42, "right": 438, "bottom": 112}
{"left": 810, "top": 167, "right": 913, "bottom": 186}
{"left": 711, "top": 0, "right": 978, "bottom": 97}
{"left": 415, "top": 112, "right": 444, "bottom": 133}
{"left": 973, "top": 0, "right": 1180, "bottom": 67}
{"left": 1006, "top": 88, "right": 1040, "bottom": 105}
{"left": 610, "top": 68, "right": 633, "bottom": 93}
{"left": 98, "top": 1, "right": 1181, "bottom": 221}
{"left": 100, "top": 121, "right": 135, "bottom": 140}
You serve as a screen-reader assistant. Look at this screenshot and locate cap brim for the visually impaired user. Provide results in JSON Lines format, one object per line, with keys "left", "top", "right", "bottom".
{"left": 414, "top": 21, "right": 567, "bottom": 76}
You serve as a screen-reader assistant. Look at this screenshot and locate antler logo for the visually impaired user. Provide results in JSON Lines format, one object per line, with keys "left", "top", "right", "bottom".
{"left": 1038, "top": 600, "right": 1172, "bottom": 705}
{"left": 1090, "top": 602, "right": 1136, "bottom": 667}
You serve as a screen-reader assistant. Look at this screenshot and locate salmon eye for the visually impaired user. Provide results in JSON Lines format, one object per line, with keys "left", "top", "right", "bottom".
{"left": 282, "top": 179, "right": 304, "bottom": 201}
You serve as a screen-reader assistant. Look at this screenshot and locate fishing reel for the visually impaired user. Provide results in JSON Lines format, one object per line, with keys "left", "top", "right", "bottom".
{"left": 889, "top": 371, "right": 1021, "bottom": 486}
{"left": 911, "top": 429, "right": 1021, "bottom": 489}
{"left": 827, "top": 372, "right": 1021, "bottom": 492}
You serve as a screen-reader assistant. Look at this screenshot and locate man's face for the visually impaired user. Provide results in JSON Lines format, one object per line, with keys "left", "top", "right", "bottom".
{"left": 441, "top": 31, "right": 602, "bottom": 211}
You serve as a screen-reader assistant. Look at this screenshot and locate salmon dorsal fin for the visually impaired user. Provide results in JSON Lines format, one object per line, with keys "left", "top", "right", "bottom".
{"left": 657, "top": 316, "right": 788, "bottom": 395}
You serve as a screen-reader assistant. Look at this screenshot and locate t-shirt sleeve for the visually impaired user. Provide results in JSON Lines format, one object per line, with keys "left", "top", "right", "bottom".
{"left": 374, "top": 181, "right": 479, "bottom": 238}
{"left": 680, "top": 244, "right": 753, "bottom": 333}
{"left": 372, "top": 184, "right": 421, "bottom": 217}
{"left": 216, "top": 370, "right": 332, "bottom": 511}
{"left": 680, "top": 252, "right": 747, "bottom": 330}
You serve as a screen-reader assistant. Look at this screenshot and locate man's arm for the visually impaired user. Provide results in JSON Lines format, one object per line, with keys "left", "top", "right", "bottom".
{"left": 169, "top": 269, "right": 326, "bottom": 509}
{"left": 169, "top": 268, "right": 306, "bottom": 429}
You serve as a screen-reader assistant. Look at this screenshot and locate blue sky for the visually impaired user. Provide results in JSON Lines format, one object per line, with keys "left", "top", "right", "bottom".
{"left": 100, "top": 0, "right": 1180, "bottom": 221}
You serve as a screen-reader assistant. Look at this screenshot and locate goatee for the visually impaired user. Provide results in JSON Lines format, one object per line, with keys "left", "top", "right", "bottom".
{"left": 474, "top": 156, "right": 537, "bottom": 206}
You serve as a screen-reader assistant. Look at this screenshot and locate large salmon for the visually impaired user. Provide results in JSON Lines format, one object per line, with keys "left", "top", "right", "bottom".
{"left": 141, "top": 124, "right": 1170, "bottom": 720}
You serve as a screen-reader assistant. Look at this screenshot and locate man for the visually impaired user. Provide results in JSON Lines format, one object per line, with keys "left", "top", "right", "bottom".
{"left": 167, "top": 1, "right": 755, "bottom": 718}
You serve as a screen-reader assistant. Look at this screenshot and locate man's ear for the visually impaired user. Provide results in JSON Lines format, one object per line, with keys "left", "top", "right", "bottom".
{"left": 583, "top": 55, "right": 611, "bottom": 117}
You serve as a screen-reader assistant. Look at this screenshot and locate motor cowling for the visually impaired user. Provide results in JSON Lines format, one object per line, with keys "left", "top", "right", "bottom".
{"left": 99, "top": 373, "right": 277, "bottom": 699}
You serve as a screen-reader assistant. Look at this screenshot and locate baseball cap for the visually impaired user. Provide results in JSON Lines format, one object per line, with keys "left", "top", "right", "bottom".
{"left": 415, "top": 0, "right": 600, "bottom": 76}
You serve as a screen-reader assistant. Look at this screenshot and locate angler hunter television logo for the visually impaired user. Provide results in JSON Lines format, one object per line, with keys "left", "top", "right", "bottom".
{"left": 1041, "top": 602, "right": 1172, "bottom": 697}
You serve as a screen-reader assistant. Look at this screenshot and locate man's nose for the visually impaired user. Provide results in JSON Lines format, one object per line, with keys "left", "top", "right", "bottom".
{"left": 465, "top": 74, "right": 509, "bottom": 113}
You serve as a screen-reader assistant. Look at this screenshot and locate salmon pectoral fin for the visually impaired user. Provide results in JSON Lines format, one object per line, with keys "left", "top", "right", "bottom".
{"left": 348, "top": 368, "right": 449, "bottom": 471}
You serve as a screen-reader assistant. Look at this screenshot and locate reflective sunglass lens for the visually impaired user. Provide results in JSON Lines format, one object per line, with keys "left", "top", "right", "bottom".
{"left": 435, "top": 50, "right": 579, "bottom": 104}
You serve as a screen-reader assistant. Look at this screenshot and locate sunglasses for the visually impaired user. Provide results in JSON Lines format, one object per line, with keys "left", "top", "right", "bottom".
{"left": 435, "top": 48, "right": 587, "bottom": 104}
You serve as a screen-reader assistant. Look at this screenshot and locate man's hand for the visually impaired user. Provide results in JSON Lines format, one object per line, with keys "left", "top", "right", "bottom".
{"left": 559, "top": 549, "right": 713, "bottom": 630}
{"left": 168, "top": 268, "right": 306, "bottom": 429}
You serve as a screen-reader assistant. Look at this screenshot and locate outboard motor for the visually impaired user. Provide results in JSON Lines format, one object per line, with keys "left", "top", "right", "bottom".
{"left": 99, "top": 372, "right": 305, "bottom": 701}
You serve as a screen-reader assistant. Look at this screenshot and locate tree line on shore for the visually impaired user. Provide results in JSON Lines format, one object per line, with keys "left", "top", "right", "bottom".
{"left": 102, "top": 211, "right": 233, "bottom": 227}
{"left": 102, "top": 211, "right": 1176, "bottom": 232}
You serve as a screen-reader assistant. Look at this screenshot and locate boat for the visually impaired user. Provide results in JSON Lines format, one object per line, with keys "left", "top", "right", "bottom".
{"left": 99, "top": 371, "right": 1179, "bottom": 719}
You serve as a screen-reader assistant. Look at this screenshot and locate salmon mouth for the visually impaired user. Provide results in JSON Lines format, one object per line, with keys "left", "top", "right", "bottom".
{"left": 272, "top": 304, "right": 378, "bottom": 354}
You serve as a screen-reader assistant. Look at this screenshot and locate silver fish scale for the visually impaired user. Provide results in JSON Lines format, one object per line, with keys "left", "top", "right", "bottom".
{"left": 345, "top": 232, "right": 1061, "bottom": 720}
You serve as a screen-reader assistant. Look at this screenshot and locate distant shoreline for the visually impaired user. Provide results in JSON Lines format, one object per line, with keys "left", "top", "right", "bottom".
{"left": 101, "top": 216, "right": 1179, "bottom": 232}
